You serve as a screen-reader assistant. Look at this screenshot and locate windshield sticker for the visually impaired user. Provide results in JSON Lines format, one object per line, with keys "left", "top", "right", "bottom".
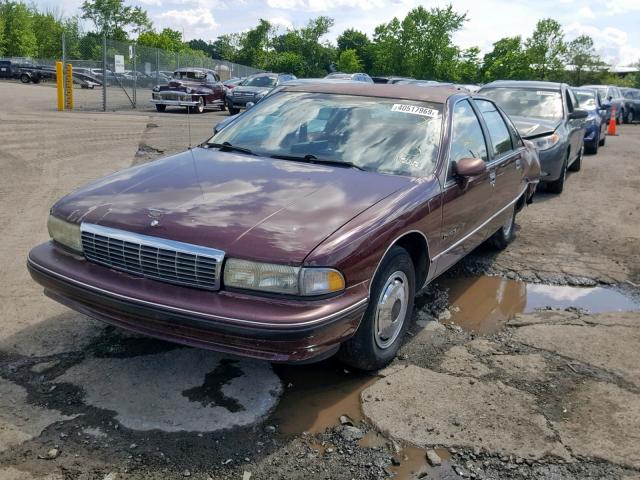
{"left": 536, "top": 91, "right": 557, "bottom": 96}
{"left": 391, "top": 104, "right": 439, "bottom": 117}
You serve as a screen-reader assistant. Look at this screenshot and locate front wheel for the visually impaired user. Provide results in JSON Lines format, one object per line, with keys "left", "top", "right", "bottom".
{"left": 20, "top": 73, "right": 30, "bottom": 84}
{"left": 568, "top": 146, "right": 583, "bottom": 172}
{"left": 228, "top": 106, "right": 240, "bottom": 115}
{"left": 627, "top": 110, "right": 635, "bottom": 124}
{"left": 546, "top": 153, "right": 568, "bottom": 194}
{"left": 585, "top": 138, "right": 598, "bottom": 155}
{"left": 338, "top": 246, "right": 415, "bottom": 371}
{"left": 190, "top": 97, "right": 205, "bottom": 114}
{"left": 155, "top": 104, "right": 166, "bottom": 112}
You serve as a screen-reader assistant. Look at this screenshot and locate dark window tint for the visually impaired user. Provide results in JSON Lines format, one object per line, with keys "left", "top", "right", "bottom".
{"left": 449, "top": 100, "right": 487, "bottom": 179}
{"left": 474, "top": 99, "right": 513, "bottom": 156}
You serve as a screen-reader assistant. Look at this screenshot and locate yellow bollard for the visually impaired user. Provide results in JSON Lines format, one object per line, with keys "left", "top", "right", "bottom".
{"left": 56, "top": 61, "right": 64, "bottom": 111}
{"left": 65, "top": 63, "right": 73, "bottom": 110}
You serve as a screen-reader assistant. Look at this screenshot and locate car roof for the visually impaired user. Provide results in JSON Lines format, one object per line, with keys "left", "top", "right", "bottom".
{"left": 482, "top": 80, "right": 565, "bottom": 90}
{"left": 278, "top": 83, "right": 461, "bottom": 103}
{"left": 174, "top": 68, "right": 214, "bottom": 73}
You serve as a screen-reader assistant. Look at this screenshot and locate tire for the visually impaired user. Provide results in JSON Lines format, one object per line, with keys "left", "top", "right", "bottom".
{"left": 337, "top": 246, "right": 415, "bottom": 371}
{"left": 627, "top": 110, "right": 635, "bottom": 124}
{"left": 20, "top": 73, "right": 30, "bottom": 84}
{"left": 190, "top": 97, "right": 205, "bottom": 114}
{"left": 155, "top": 104, "right": 166, "bottom": 112}
{"left": 489, "top": 204, "right": 516, "bottom": 250}
{"left": 546, "top": 152, "right": 568, "bottom": 194}
{"left": 599, "top": 132, "right": 606, "bottom": 147}
{"left": 568, "top": 146, "right": 583, "bottom": 172}
{"left": 219, "top": 102, "right": 226, "bottom": 111}
{"left": 616, "top": 110, "right": 622, "bottom": 125}
{"left": 585, "top": 138, "right": 598, "bottom": 155}
{"left": 229, "top": 106, "right": 240, "bottom": 115}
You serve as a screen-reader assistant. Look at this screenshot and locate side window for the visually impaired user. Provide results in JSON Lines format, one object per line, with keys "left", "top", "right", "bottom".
{"left": 448, "top": 100, "right": 488, "bottom": 180}
{"left": 474, "top": 99, "right": 514, "bottom": 157}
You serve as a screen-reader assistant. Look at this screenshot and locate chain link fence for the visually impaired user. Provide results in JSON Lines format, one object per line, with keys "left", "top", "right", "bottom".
{"left": 58, "top": 34, "right": 263, "bottom": 111}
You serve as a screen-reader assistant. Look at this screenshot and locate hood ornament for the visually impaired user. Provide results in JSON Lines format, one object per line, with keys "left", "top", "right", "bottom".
{"left": 147, "top": 208, "right": 163, "bottom": 227}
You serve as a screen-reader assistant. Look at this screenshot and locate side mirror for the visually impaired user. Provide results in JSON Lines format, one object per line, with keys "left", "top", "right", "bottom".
{"left": 569, "top": 109, "right": 588, "bottom": 120}
{"left": 601, "top": 102, "right": 611, "bottom": 110}
{"left": 454, "top": 157, "right": 487, "bottom": 178}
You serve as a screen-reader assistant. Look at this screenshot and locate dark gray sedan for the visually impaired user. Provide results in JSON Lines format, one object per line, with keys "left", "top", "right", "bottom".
{"left": 479, "top": 81, "right": 587, "bottom": 194}
{"left": 226, "top": 72, "right": 296, "bottom": 115}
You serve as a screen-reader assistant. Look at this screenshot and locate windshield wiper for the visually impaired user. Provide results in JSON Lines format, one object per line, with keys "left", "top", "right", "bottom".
{"left": 205, "top": 141, "right": 256, "bottom": 156}
{"left": 270, "top": 154, "right": 365, "bottom": 171}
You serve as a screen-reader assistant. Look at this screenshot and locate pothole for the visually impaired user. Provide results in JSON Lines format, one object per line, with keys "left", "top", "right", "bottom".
{"left": 426, "top": 276, "right": 640, "bottom": 334}
{"left": 270, "top": 360, "right": 377, "bottom": 435}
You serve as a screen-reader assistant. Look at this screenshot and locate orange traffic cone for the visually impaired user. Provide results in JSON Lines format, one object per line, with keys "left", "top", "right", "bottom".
{"left": 607, "top": 105, "right": 618, "bottom": 136}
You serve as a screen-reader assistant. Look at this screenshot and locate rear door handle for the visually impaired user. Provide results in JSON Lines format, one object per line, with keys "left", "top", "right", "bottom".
{"left": 489, "top": 170, "right": 497, "bottom": 187}
{"left": 515, "top": 158, "right": 522, "bottom": 170}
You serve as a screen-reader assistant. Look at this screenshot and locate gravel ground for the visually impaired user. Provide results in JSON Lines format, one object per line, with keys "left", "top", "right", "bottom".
{"left": 1, "top": 81, "right": 639, "bottom": 480}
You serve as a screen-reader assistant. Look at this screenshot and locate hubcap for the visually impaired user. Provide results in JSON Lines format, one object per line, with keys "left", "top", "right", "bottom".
{"left": 374, "top": 271, "right": 409, "bottom": 349}
{"left": 503, "top": 208, "right": 514, "bottom": 237}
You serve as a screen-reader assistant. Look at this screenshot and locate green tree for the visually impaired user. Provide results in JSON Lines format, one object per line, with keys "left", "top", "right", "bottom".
{"left": 0, "top": 13, "right": 6, "bottom": 56}
{"left": 0, "top": 1, "right": 37, "bottom": 57}
{"left": 336, "top": 28, "right": 371, "bottom": 71}
{"left": 80, "top": 0, "right": 152, "bottom": 40}
{"left": 564, "top": 34, "right": 606, "bottom": 85}
{"left": 138, "top": 28, "right": 183, "bottom": 52}
{"left": 211, "top": 34, "right": 241, "bottom": 61}
{"left": 525, "top": 18, "right": 566, "bottom": 81}
{"left": 32, "top": 10, "right": 65, "bottom": 59}
{"left": 370, "top": 6, "right": 466, "bottom": 80}
{"left": 455, "top": 47, "right": 481, "bottom": 83}
{"left": 263, "top": 51, "right": 306, "bottom": 75}
{"left": 336, "top": 49, "right": 363, "bottom": 73}
{"left": 235, "top": 19, "right": 272, "bottom": 67}
{"left": 481, "top": 36, "right": 531, "bottom": 81}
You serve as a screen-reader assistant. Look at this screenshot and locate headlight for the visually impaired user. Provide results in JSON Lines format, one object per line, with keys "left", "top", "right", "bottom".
{"left": 223, "top": 259, "right": 345, "bottom": 296}
{"left": 256, "top": 90, "right": 267, "bottom": 98}
{"left": 152, "top": 85, "right": 160, "bottom": 92}
{"left": 47, "top": 215, "right": 82, "bottom": 252}
{"left": 533, "top": 132, "right": 561, "bottom": 151}
{"left": 185, "top": 87, "right": 193, "bottom": 94}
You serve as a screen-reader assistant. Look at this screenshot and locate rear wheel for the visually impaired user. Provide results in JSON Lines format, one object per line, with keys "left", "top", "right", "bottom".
{"left": 155, "top": 104, "right": 166, "bottom": 112}
{"left": 546, "top": 152, "right": 568, "bottom": 194}
{"left": 489, "top": 205, "right": 516, "bottom": 250}
{"left": 338, "top": 246, "right": 415, "bottom": 371}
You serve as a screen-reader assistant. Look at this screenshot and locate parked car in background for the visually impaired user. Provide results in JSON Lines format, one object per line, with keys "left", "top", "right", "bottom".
{"left": 28, "top": 83, "right": 539, "bottom": 370}
{"left": 227, "top": 72, "right": 296, "bottom": 114}
{"left": 573, "top": 88, "right": 608, "bottom": 154}
{"left": 151, "top": 68, "right": 225, "bottom": 113}
{"left": 621, "top": 88, "right": 640, "bottom": 124}
{"left": 581, "top": 85, "right": 625, "bottom": 124}
{"left": 214, "top": 77, "right": 361, "bottom": 134}
{"left": 371, "top": 76, "right": 414, "bottom": 84}
{"left": 479, "top": 81, "right": 587, "bottom": 194}
{"left": 222, "top": 77, "right": 246, "bottom": 97}
{"left": 324, "top": 72, "right": 374, "bottom": 83}
{"left": 395, "top": 79, "right": 441, "bottom": 86}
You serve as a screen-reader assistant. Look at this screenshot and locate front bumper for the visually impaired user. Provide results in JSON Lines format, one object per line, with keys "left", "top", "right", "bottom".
{"left": 536, "top": 143, "right": 566, "bottom": 182}
{"left": 151, "top": 98, "right": 198, "bottom": 107}
{"left": 27, "top": 242, "right": 368, "bottom": 363}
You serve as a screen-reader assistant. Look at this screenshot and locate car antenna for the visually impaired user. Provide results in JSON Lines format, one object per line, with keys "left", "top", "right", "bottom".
{"left": 187, "top": 102, "right": 192, "bottom": 149}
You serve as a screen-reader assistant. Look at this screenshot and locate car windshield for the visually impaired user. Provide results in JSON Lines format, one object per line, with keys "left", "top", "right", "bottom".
{"left": 208, "top": 92, "right": 443, "bottom": 177}
{"left": 623, "top": 90, "right": 635, "bottom": 99}
{"left": 244, "top": 75, "right": 277, "bottom": 87}
{"left": 326, "top": 73, "right": 352, "bottom": 79}
{"left": 575, "top": 91, "right": 597, "bottom": 109}
{"left": 174, "top": 70, "right": 205, "bottom": 80}
{"left": 481, "top": 88, "right": 563, "bottom": 121}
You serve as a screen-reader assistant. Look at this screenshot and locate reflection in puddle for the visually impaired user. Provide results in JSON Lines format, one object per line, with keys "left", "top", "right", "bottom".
{"left": 435, "top": 276, "right": 639, "bottom": 334}
{"left": 271, "top": 360, "right": 377, "bottom": 434}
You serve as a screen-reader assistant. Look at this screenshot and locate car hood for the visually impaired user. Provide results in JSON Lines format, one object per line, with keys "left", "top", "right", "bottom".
{"left": 51, "top": 148, "right": 412, "bottom": 264}
{"left": 510, "top": 116, "right": 560, "bottom": 139}
{"left": 233, "top": 85, "right": 272, "bottom": 95}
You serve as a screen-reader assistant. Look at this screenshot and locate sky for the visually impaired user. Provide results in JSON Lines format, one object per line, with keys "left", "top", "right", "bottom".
{"left": 38, "top": 0, "right": 640, "bottom": 66}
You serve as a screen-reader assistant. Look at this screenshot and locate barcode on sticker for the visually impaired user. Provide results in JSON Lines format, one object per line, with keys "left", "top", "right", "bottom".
{"left": 391, "top": 104, "right": 439, "bottom": 117}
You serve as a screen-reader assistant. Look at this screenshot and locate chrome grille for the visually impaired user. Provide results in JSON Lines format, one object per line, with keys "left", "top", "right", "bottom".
{"left": 160, "top": 92, "right": 185, "bottom": 100}
{"left": 80, "top": 223, "right": 224, "bottom": 290}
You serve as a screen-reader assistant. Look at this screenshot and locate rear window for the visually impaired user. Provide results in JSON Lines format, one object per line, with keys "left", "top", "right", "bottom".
{"left": 481, "top": 87, "right": 563, "bottom": 121}
{"left": 575, "top": 90, "right": 597, "bottom": 108}
{"left": 173, "top": 70, "right": 206, "bottom": 80}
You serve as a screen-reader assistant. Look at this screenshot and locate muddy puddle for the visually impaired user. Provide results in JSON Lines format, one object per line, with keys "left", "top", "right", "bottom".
{"left": 270, "top": 360, "right": 377, "bottom": 434}
{"left": 430, "top": 276, "right": 640, "bottom": 334}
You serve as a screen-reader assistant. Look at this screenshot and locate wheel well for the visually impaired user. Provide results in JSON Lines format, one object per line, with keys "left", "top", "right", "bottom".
{"left": 395, "top": 232, "right": 429, "bottom": 292}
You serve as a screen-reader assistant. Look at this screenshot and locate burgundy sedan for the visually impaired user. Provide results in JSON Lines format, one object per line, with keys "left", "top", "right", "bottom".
{"left": 151, "top": 68, "right": 225, "bottom": 113}
{"left": 28, "top": 84, "right": 540, "bottom": 370}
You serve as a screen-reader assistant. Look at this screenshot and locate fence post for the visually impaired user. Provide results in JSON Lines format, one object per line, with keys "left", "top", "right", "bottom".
{"left": 156, "top": 48, "right": 159, "bottom": 85}
{"left": 102, "top": 35, "right": 107, "bottom": 112}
